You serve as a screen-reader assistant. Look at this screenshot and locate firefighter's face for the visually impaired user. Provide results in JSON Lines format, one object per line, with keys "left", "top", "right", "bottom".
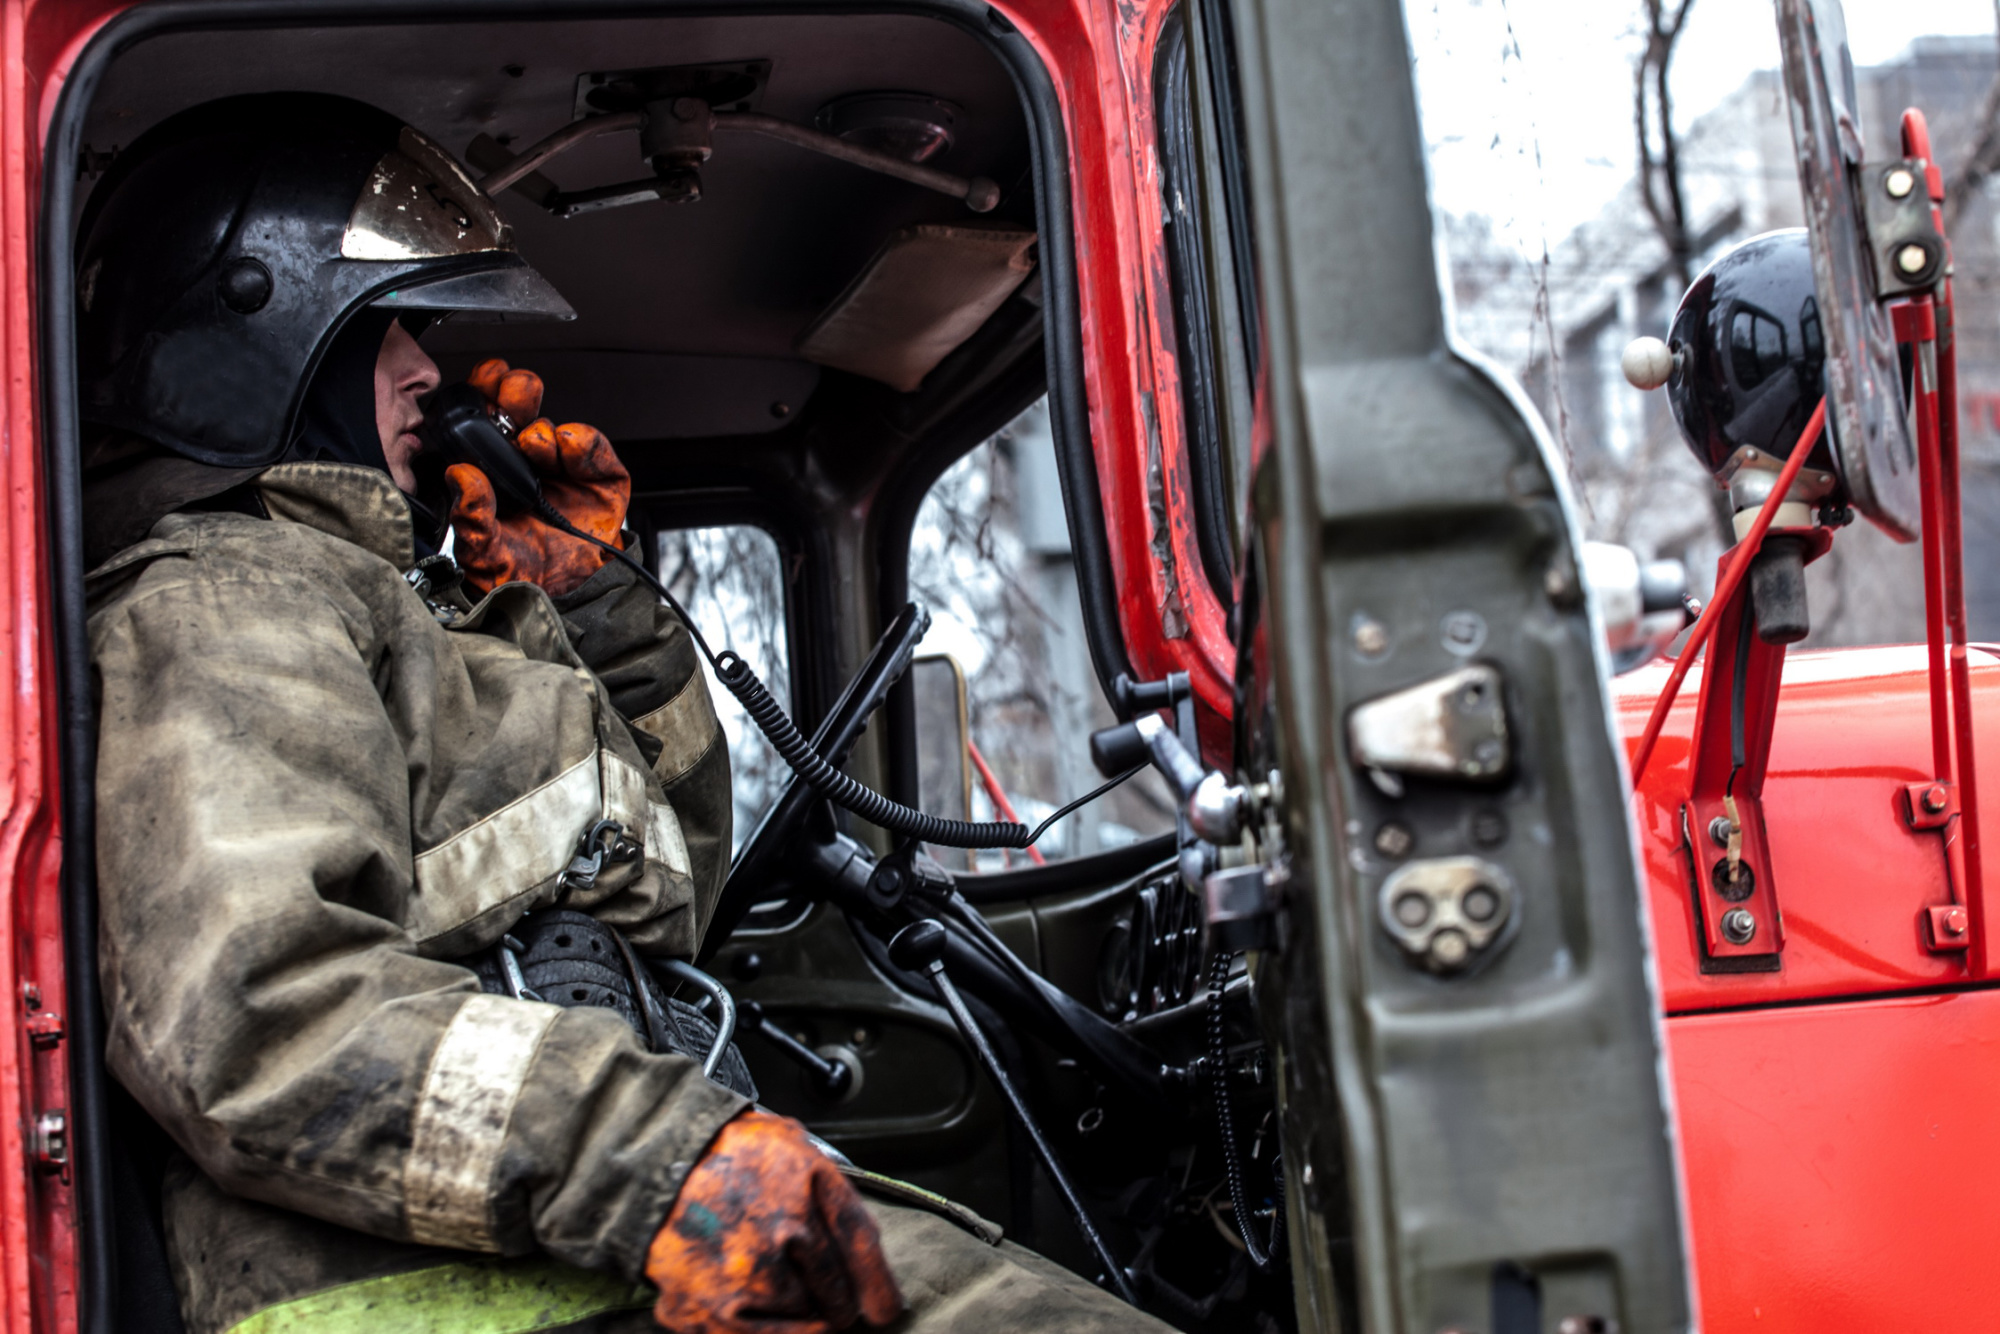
{"left": 376, "top": 320, "right": 440, "bottom": 493}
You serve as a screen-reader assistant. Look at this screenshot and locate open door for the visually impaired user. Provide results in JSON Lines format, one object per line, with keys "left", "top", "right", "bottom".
{"left": 1172, "top": 0, "right": 1696, "bottom": 1328}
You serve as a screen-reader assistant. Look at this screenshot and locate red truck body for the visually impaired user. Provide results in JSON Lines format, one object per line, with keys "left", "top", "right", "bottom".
{"left": 0, "top": 2, "right": 1986, "bottom": 1330}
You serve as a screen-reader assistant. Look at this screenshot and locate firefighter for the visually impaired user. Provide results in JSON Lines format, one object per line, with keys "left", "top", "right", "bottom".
{"left": 79, "top": 93, "right": 1163, "bottom": 1334}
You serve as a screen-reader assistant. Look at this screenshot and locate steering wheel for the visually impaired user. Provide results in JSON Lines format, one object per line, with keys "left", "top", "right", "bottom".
{"left": 698, "top": 602, "right": 930, "bottom": 955}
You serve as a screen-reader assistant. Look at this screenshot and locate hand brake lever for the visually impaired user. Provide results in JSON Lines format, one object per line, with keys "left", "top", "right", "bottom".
{"left": 737, "top": 999, "right": 854, "bottom": 1099}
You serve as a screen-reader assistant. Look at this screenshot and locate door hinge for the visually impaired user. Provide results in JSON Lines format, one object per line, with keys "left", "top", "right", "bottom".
{"left": 22, "top": 983, "right": 64, "bottom": 1050}
{"left": 25, "top": 1013, "right": 64, "bottom": 1051}
{"left": 34, "top": 1111, "right": 67, "bottom": 1179}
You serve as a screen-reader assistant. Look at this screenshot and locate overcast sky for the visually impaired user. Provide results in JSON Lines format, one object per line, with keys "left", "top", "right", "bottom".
{"left": 1409, "top": 0, "right": 1999, "bottom": 247}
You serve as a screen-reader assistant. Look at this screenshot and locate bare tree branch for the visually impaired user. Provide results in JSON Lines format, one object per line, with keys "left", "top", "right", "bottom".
{"left": 1635, "top": 0, "right": 1698, "bottom": 289}
{"left": 1944, "top": 0, "right": 2000, "bottom": 231}
{"left": 1631, "top": 0, "right": 1734, "bottom": 543}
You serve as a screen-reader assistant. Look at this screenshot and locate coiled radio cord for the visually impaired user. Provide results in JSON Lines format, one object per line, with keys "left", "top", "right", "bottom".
{"left": 541, "top": 502, "right": 1134, "bottom": 850}
{"left": 1209, "top": 950, "right": 1284, "bottom": 1269}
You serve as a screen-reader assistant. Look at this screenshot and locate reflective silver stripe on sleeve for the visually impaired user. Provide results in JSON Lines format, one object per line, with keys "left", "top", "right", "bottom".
{"left": 600, "top": 748, "right": 650, "bottom": 836}
{"left": 632, "top": 672, "right": 722, "bottom": 785}
{"left": 645, "top": 800, "right": 691, "bottom": 876}
{"left": 405, "top": 994, "right": 558, "bottom": 1250}
{"left": 602, "top": 749, "right": 691, "bottom": 877}
{"left": 409, "top": 752, "right": 601, "bottom": 943}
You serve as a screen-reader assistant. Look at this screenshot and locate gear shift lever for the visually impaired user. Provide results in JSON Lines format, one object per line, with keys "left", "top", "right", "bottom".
{"left": 887, "top": 920, "right": 1138, "bottom": 1305}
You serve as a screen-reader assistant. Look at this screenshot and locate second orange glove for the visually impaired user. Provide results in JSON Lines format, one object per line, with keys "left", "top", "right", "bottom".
{"left": 647, "top": 1110, "right": 904, "bottom": 1334}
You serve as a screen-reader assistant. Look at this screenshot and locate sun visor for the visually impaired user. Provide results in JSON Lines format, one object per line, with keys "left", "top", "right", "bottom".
{"left": 797, "top": 224, "right": 1036, "bottom": 392}
{"left": 373, "top": 263, "right": 577, "bottom": 321}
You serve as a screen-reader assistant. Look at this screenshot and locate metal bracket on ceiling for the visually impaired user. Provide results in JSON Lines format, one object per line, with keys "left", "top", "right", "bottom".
{"left": 468, "top": 97, "right": 1000, "bottom": 219}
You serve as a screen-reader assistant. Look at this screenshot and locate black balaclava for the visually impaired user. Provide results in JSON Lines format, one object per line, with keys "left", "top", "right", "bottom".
{"left": 292, "top": 306, "right": 396, "bottom": 474}
{"left": 290, "top": 307, "right": 449, "bottom": 553}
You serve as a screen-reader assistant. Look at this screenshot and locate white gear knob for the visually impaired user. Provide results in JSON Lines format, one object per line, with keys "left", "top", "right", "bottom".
{"left": 1621, "top": 336, "right": 1675, "bottom": 391}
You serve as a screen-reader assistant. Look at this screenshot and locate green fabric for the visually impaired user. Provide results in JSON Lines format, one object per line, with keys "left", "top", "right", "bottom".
{"left": 228, "top": 1258, "right": 651, "bottom": 1334}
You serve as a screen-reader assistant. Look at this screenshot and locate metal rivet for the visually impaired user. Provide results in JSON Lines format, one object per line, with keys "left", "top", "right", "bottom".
{"left": 217, "top": 257, "right": 273, "bottom": 314}
{"left": 1353, "top": 616, "right": 1389, "bottom": 657}
{"left": 1558, "top": 1319, "right": 1614, "bottom": 1334}
{"left": 1392, "top": 891, "right": 1431, "bottom": 928}
{"left": 1374, "top": 822, "right": 1414, "bottom": 859}
{"left": 1440, "top": 610, "right": 1486, "bottom": 655}
{"left": 1885, "top": 167, "right": 1916, "bottom": 199}
{"left": 1897, "top": 243, "right": 1931, "bottom": 276}
{"left": 1720, "top": 908, "right": 1757, "bottom": 945}
{"left": 1428, "top": 929, "right": 1470, "bottom": 968}
{"left": 1470, "top": 810, "right": 1508, "bottom": 847}
{"left": 1462, "top": 885, "right": 1500, "bottom": 923}
{"left": 33, "top": 1112, "right": 66, "bottom": 1174}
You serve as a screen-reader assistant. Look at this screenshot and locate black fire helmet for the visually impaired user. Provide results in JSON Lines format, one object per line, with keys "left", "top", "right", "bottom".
{"left": 75, "top": 92, "right": 573, "bottom": 468}
{"left": 1667, "top": 228, "right": 1840, "bottom": 486}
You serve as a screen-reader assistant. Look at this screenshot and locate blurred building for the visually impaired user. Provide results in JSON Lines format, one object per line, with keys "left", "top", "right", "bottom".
{"left": 1449, "top": 36, "right": 2000, "bottom": 646}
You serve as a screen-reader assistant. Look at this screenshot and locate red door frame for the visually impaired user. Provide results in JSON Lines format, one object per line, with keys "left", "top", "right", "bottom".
{"left": 1002, "top": 0, "right": 1238, "bottom": 736}
{"left": 3, "top": 5, "right": 138, "bottom": 1331}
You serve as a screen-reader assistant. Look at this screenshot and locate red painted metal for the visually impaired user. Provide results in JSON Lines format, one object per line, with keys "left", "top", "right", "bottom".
{"left": 1678, "top": 529, "right": 1832, "bottom": 970}
{"left": 1904, "top": 107, "right": 1986, "bottom": 971}
{"left": 966, "top": 739, "right": 1046, "bottom": 867}
{"left": 1617, "top": 645, "right": 2000, "bottom": 1014}
{"left": 999, "top": 0, "right": 1238, "bottom": 751}
{"left": 1670, "top": 988, "right": 2000, "bottom": 1332}
{"left": 1900, "top": 292, "right": 1953, "bottom": 785}
{"left": 1897, "top": 289, "right": 1977, "bottom": 960}
{"left": 1630, "top": 401, "right": 1826, "bottom": 783}
{"left": 8, "top": 9, "right": 157, "bottom": 1333}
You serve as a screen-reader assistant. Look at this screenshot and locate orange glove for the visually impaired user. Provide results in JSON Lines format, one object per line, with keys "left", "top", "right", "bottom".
{"left": 647, "top": 1111, "right": 904, "bottom": 1334}
{"left": 445, "top": 358, "right": 631, "bottom": 597}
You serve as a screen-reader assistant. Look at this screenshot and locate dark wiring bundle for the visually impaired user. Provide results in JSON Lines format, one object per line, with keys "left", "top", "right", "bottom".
{"left": 1209, "top": 950, "right": 1284, "bottom": 1269}
{"left": 538, "top": 499, "right": 1137, "bottom": 850}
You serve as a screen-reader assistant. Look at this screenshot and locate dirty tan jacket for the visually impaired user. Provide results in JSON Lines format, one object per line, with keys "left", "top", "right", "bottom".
{"left": 87, "top": 462, "right": 745, "bottom": 1332}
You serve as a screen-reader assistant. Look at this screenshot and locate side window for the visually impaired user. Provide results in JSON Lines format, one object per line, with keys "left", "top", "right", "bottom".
{"left": 1157, "top": 6, "right": 1235, "bottom": 604}
{"left": 908, "top": 400, "right": 1177, "bottom": 872}
{"left": 656, "top": 525, "right": 789, "bottom": 854}
{"left": 1154, "top": 0, "right": 1265, "bottom": 605}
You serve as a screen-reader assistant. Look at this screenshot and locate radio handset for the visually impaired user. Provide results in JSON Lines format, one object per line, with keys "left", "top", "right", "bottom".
{"left": 417, "top": 381, "right": 549, "bottom": 518}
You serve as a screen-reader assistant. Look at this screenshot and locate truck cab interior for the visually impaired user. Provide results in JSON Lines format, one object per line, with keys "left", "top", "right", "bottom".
{"left": 53, "top": 7, "right": 1288, "bottom": 1332}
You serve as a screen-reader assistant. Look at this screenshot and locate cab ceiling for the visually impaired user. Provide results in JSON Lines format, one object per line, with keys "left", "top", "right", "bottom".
{"left": 79, "top": 15, "right": 1033, "bottom": 439}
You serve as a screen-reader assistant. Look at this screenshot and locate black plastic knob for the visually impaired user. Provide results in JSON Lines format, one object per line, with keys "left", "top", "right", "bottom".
{"left": 1089, "top": 721, "right": 1149, "bottom": 778}
{"left": 888, "top": 919, "right": 949, "bottom": 973}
